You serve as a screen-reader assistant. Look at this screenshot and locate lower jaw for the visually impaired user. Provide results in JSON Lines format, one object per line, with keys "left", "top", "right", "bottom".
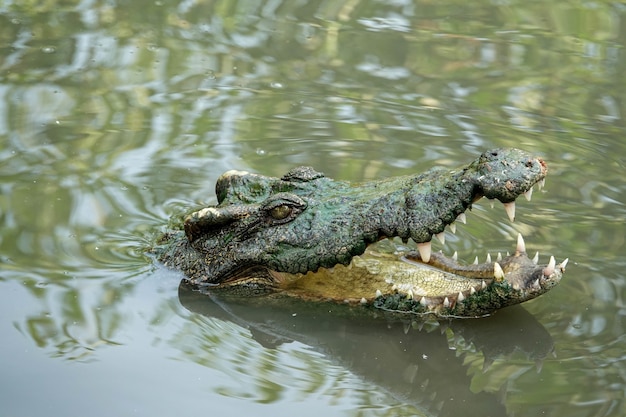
{"left": 275, "top": 247, "right": 496, "bottom": 305}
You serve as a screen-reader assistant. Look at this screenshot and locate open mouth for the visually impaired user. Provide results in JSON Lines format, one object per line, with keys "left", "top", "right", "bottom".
{"left": 162, "top": 148, "right": 567, "bottom": 318}
{"left": 412, "top": 176, "right": 543, "bottom": 265}
{"left": 266, "top": 174, "right": 567, "bottom": 316}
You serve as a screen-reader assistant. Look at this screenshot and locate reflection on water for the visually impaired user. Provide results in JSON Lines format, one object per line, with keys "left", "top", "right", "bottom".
{"left": 1, "top": 0, "right": 625, "bottom": 416}
{"left": 178, "top": 283, "right": 558, "bottom": 416}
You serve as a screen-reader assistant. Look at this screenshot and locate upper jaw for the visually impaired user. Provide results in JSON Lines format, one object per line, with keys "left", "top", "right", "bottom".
{"left": 181, "top": 148, "right": 551, "bottom": 286}
{"left": 416, "top": 158, "right": 547, "bottom": 263}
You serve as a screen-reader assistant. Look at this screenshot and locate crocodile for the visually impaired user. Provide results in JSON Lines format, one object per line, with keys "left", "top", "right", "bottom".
{"left": 156, "top": 148, "right": 568, "bottom": 318}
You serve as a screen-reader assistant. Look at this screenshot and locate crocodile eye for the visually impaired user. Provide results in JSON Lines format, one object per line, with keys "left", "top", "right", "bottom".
{"left": 269, "top": 205, "right": 292, "bottom": 220}
{"left": 261, "top": 193, "right": 307, "bottom": 224}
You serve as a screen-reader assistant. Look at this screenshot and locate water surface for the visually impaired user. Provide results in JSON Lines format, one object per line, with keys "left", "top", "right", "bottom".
{"left": 1, "top": 1, "right": 625, "bottom": 416}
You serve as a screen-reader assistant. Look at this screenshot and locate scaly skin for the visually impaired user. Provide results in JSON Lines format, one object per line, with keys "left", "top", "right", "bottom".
{"left": 155, "top": 148, "right": 567, "bottom": 318}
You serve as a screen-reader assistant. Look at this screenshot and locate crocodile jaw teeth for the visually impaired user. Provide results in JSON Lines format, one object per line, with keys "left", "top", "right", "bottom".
{"left": 516, "top": 233, "right": 526, "bottom": 253}
{"left": 543, "top": 256, "right": 556, "bottom": 276}
{"left": 493, "top": 262, "right": 505, "bottom": 281}
{"left": 524, "top": 187, "right": 533, "bottom": 201}
{"left": 503, "top": 201, "right": 516, "bottom": 222}
{"left": 417, "top": 242, "right": 431, "bottom": 263}
{"left": 538, "top": 177, "right": 546, "bottom": 190}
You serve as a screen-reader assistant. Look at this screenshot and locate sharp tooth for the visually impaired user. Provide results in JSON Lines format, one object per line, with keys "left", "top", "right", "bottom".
{"left": 532, "top": 252, "right": 539, "bottom": 264}
{"left": 360, "top": 297, "right": 367, "bottom": 304}
{"left": 481, "top": 280, "right": 487, "bottom": 289}
{"left": 375, "top": 289, "right": 383, "bottom": 298}
{"left": 443, "top": 297, "right": 450, "bottom": 308}
{"left": 473, "top": 256, "right": 479, "bottom": 265}
{"left": 503, "top": 201, "right": 516, "bottom": 222}
{"left": 452, "top": 251, "right": 458, "bottom": 261}
{"left": 497, "top": 252, "right": 502, "bottom": 261}
{"left": 457, "top": 213, "right": 466, "bottom": 224}
{"left": 524, "top": 187, "right": 533, "bottom": 201}
{"left": 517, "top": 233, "right": 526, "bottom": 253}
{"left": 449, "top": 223, "right": 456, "bottom": 234}
{"left": 457, "top": 292, "right": 465, "bottom": 302}
{"left": 407, "top": 289, "right": 414, "bottom": 300}
{"left": 435, "top": 232, "right": 446, "bottom": 245}
{"left": 533, "top": 279, "right": 541, "bottom": 289}
{"left": 558, "top": 258, "right": 569, "bottom": 271}
{"left": 419, "top": 296, "right": 427, "bottom": 306}
{"left": 417, "top": 242, "right": 432, "bottom": 263}
{"left": 486, "top": 253, "right": 492, "bottom": 263}
{"left": 538, "top": 178, "right": 545, "bottom": 190}
{"left": 543, "top": 256, "right": 556, "bottom": 276}
{"left": 494, "top": 262, "right": 505, "bottom": 280}
{"left": 470, "top": 287, "right": 476, "bottom": 295}
{"left": 489, "top": 200, "right": 495, "bottom": 209}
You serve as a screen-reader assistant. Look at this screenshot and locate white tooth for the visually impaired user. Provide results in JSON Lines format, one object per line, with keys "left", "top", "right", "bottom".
{"left": 417, "top": 242, "right": 432, "bottom": 263}
{"left": 543, "top": 256, "right": 556, "bottom": 276}
{"left": 473, "top": 256, "right": 479, "bottom": 265}
{"left": 443, "top": 297, "right": 450, "bottom": 308}
{"left": 457, "top": 292, "right": 465, "bottom": 302}
{"left": 490, "top": 200, "right": 495, "bottom": 209}
{"left": 452, "top": 251, "right": 458, "bottom": 261}
{"left": 503, "top": 201, "right": 516, "bottom": 222}
{"left": 419, "top": 296, "right": 427, "bottom": 306}
{"left": 457, "top": 213, "right": 466, "bottom": 224}
{"left": 436, "top": 232, "right": 446, "bottom": 245}
{"left": 517, "top": 233, "right": 526, "bottom": 253}
{"left": 360, "top": 297, "right": 367, "bottom": 304}
{"left": 538, "top": 178, "right": 545, "bottom": 190}
{"left": 407, "top": 289, "right": 414, "bottom": 300}
{"left": 486, "top": 253, "right": 492, "bottom": 263}
{"left": 533, "top": 279, "right": 541, "bottom": 289}
{"left": 481, "top": 280, "right": 487, "bottom": 289}
{"left": 532, "top": 252, "right": 539, "bottom": 264}
{"left": 524, "top": 187, "right": 533, "bottom": 201}
{"left": 559, "top": 258, "right": 569, "bottom": 271}
{"left": 470, "top": 287, "right": 476, "bottom": 295}
{"left": 494, "top": 262, "right": 505, "bottom": 280}
{"left": 450, "top": 223, "right": 456, "bottom": 234}
{"left": 497, "top": 252, "right": 502, "bottom": 261}
{"left": 375, "top": 289, "right": 383, "bottom": 298}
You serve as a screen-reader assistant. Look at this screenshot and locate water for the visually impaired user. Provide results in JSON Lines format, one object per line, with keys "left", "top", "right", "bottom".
{"left": 1, "top": 1, "right": 625, "bottom": 416}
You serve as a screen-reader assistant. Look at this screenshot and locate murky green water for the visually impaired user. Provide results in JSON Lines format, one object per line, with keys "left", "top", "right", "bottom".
{"left": 1, "top": 1, "right": 625, "bottom": 416}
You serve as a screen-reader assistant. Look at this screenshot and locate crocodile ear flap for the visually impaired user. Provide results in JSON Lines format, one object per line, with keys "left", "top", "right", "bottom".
{"left": 184, "top": 206, "right": 249, "bottom": 242}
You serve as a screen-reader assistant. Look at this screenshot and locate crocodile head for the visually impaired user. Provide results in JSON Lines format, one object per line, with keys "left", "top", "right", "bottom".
{"left": 156, "top": 148, "right": 567, "bottom": 318}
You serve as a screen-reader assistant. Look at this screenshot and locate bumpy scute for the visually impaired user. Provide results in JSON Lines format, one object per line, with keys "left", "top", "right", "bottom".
{"left": 155, "top": 148, "right": 564, "bottom": 318}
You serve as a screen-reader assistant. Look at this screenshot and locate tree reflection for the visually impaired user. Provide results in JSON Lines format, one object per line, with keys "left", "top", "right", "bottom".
{"left": 0, "top": 0, "right": 624, "bottom": 415}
